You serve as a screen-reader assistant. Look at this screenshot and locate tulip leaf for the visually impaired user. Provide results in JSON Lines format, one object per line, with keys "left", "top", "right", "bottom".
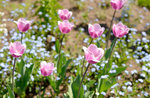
{"left": 105, "top": 38, "right": 117, "bottom": 60}
{"left": 15, "top": 64, "right": 34, "bottom": 95}
{"left": 104, "top": 48, "right": 111, "bottom": 60}
{"left": 16, "top": 59, "right": 25, "bottom": 76}
{"left": 71, "top": 75, "right": 84, "bottom": 98}
{"left": 109, "top": 67, "right": 127, "bottom": 77}
{"left": 96, "top": 41, "right": 100, "bottom": 48}
{"left": 57, "top": 53, "right": 66, "bottom": 74}
{"left": 99, "top": 78, "right": 116, "bottom": 93}
{"left": 55, "top": 39, "right": 60, "bottom": 53}
{"left": 47, "top": 76, "right": 56, "bottom": 91}
{"left": 7, "top": 85, "right": 15, "bottom": 98}
{"left": 84, "top": 91, "right": 94, "bottom": 98}
{"left": 60, "top": 59, "right": 72, "bottom": 77}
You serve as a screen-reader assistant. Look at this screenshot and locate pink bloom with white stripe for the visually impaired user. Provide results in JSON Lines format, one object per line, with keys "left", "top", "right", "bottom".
{"left": 9, "top": 41, "right": 26, "bottom": 58}
{"left": 83, "top": 44, "right": 104, "bottom": 64}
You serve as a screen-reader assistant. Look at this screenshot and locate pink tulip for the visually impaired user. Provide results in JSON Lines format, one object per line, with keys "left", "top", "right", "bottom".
{"left": 9, "top": 41, "right": 26, "bottom": 58}
{"left": 111, "top": 0, "right": 126, "bottom": 10}
{"left": 83, "top": 44, "right": 104, "bottom": 64}
{"left": 58, "top": 20, "right": 74, "bottom": 34}
{"left": 112, "top": 22, "right": 129, "bottom": 38}
{"left": 14, "top": 18, "right": 31, "bottom": 32}
{"left": 88, "top": 24, "right": 105, "bottom": 38}
{"left": 40, "top": 61, "right": 55, "bottom": 76}
{"left": 58, "top": 9, "right": 72, "bottom": 20}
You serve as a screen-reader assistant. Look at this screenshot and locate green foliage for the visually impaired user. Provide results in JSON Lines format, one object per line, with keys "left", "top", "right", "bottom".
{"left": 71, "top": 75, "right": 84, "bottom": 98}
{"left": 55, "top": 39, "right": 60, "bottom": 53}
{"left": 98, "top": 78, "right": 116, "bottom": 93}
{"left": 7, "top": 85, "right": 15, "bottom": 98}
{"left": 15, "top": 61, "right": 34, "bottom": 95}
{"left": 33, "top": 0, "right": 62, "bottom": 37}
{"left": 138, "top": 0, "right": 150, "bottom": 9}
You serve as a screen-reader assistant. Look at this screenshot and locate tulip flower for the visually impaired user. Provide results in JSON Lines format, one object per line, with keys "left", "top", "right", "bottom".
{"left": 14, "top": 18, "right": 31, "bottom": 32}
{"left": 112, "top": 22, "right": 129, "bottom": 38}
{"left": 9, "top": 41, "right": 26, "bottom": 58}
{"left": 111, "top": 0, "right": 126, "bottom": 10}
{"left": 40, "top": 61, "right": 55, "bottom": 76}
{"left": 58, "top": 20, "right": 74, "bottom": 34}
{"left": 58, "top": 9, "right": 72, "bottom": 20}
{"left": 83, "top": 44, "right": 104, "bottom": 64}
{"left": 88, "top": 24, "right": 105, "bottom": 38}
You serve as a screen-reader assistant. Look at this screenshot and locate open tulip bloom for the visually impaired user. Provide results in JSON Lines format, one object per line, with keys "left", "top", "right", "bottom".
{"left": 111, "top": 0, "right": 127, "bottom": 10}
{"left": 58, "top": 20, "right": 74, "bottom": 34}
{"left": 58, "top": 9, "right": 72, "bottom": 20}
{"left": 40, "top": 61, "right": 55, "bottom": 76}
{"left": 83, "top": 44, "right": 104, "bottom": 64}
{"left": 9, "top": 41, "right": 26, "bottom": 58}
{"left": 88, "top": 24, "right": 105, "bottom": 38}
{"left": 113, "top": 22, "right": 129, "bottom": 38}
{"left": 14, "top": 18, "right": 31, "bottom": 32}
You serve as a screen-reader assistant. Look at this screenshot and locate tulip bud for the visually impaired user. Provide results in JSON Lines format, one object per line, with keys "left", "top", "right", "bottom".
{"left": 14, "top": 18, "right": 31, "bottom": 32}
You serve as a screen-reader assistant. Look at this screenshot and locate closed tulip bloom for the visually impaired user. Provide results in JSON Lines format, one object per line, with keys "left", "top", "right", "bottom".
{"left": 111, "top": 0, "right": 126, "bottom": 10}
{"left": 9, "top": 41, "right": 26, "bottom": 58}
{"left": 83, "top": 44, "right": 104, "bottom": 64}
{"left": 58, "top": 9, "right": 72, "bottom": 20}
{"left": 58, "top": 20, "right": 74, "bottom": 34}
{"left": 14, "top": 18, "right": 31, "bottom": 32}
{"left": 112, "top": 22, "right": 129, "bottom": 38}
{"left": 88, "top": 24, "right": 105, "bottom": 38}
{"left": 40, "top": 61, "right": 55, "bottom": 76}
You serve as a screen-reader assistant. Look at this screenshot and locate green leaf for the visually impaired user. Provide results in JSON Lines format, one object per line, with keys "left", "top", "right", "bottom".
{"left": 96, "top": 41, "right": 100, "bottom": 48}
{"left": 57, "top": 53, "right": 66, "bottom": 74}
{"left": 7, "top": 85, "right": 15, "bottom": 98}
{"left": 99, "top": 78, "right": 116, "bottom": 93}
{"left": 55, "top": 39, "right": 60, "bottom": 53}
{"left": 56, "top": 59, "right": 72, "bottom": 92}
{"left": 16, "top": 59, "right": 25, "bottom": 76}
{"left": 15, "top": 64, "right": 34, "bottom": 95}
{"left": 105, "top": 38, "right": 117, "bottom": 60}
{"left": 84, "top": 91, "right": 94, "bottom": 98}
{"left": 109, "top": 67, "right": 126, "bottom": 77}
{"left": 41, "top": 88, "right": 46, "bottom": 98}
{"left": 104, "top": 48, "right": 111, "bottom": 60}
{"left": 71, "top": 75, "right": 84, "bottom": 98}
{"left": 47, "top": 76, "right": 56, "bottom": 91}
{"left": 60, "top": 59, "right": 72, "bottom": 77}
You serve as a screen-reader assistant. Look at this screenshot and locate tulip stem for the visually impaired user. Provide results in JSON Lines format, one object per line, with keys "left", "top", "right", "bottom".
{"left": 81, "top": 38, "right": 93, "bottom": 76}
{"left": 12, "top": 58, "right": 16, "bottom": 92}
{"left": 21, "top": 32, "right": 23, "bottom": 44}
{"left": 98, "top": 38, "right": 117, "bottom": 95}
{"left": 57, "top": 34, "right": 65, "bottom": 73}
{"left": 78, "top": 63, "right": 90, "bottom": 98}
{"left": 106, "top": 10, "right": 116, "bottom": 49}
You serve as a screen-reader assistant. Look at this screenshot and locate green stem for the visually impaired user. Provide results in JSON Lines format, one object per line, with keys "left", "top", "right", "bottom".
{"left": 78, "top": 63, "right": 90, "bottom": 98}
{"left": 12, "top": 58, "right": 16, "bottom": 92}
{"left": 57, "top": 34, "right": 65, "bottom": 73}
{"left": 98, "top": 38, "right": 117, "bottom": 95}
{"left": 21, "top": 32, "right": 23, "bottom": 44}
{"left": 106, "top": 10, "right": 116, "bottom": 49}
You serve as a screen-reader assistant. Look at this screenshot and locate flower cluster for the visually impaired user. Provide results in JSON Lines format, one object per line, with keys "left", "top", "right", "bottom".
{"left": 58, "top": 9, "right": 74, "bottom": 34}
